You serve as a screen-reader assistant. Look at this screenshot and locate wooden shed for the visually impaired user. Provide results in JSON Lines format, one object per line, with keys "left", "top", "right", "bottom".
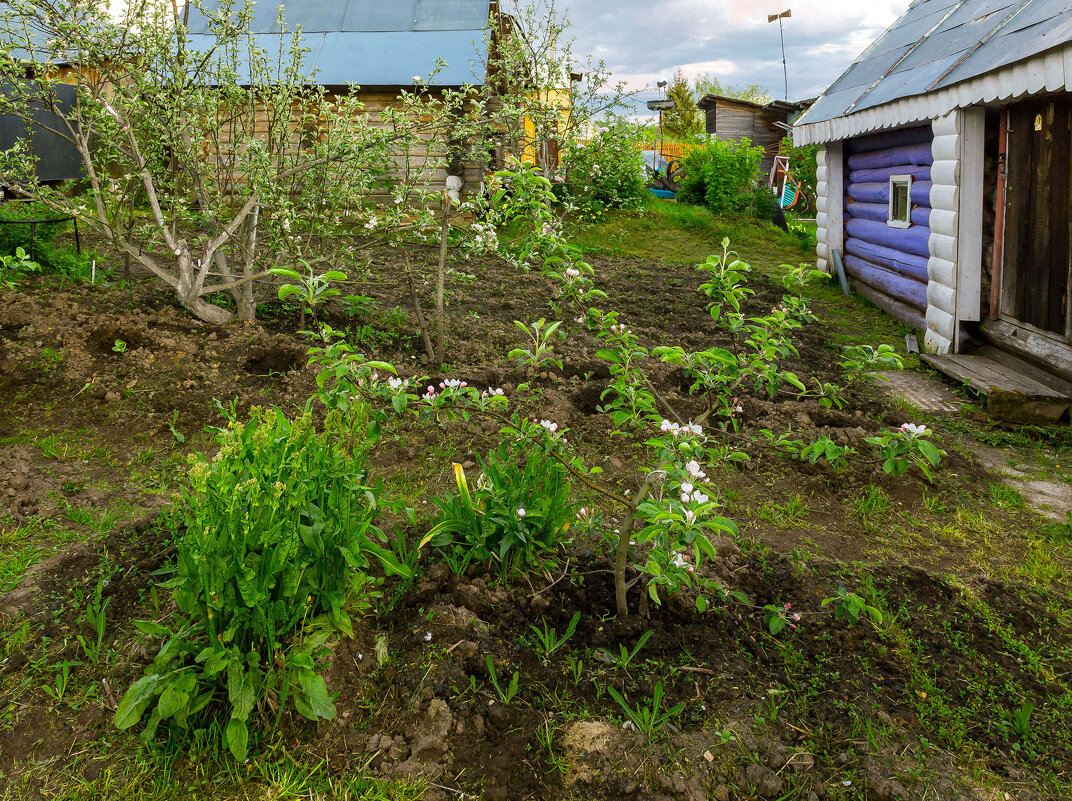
{"left": 795, "top": 0, "right": 1072, "bottom": 419}
{"left": 183, "top": 0, "right": 495, "bottom": 199}
{"left": 697, "top": 95, "right": 810, "bottom": 175}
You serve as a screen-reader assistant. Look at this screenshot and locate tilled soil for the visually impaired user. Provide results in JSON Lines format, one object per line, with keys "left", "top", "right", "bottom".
{"left": 0, "top": 244, "right": 1069, "bottom": 799}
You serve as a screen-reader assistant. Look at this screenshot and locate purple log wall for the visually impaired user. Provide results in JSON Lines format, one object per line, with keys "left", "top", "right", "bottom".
{"left": 843, "top": 126, "right": 933, "bottom": 322}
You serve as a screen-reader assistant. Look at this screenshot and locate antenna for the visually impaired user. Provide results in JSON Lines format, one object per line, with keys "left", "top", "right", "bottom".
{"left": 767, "top": 9, "right": 791, "bottom": 101}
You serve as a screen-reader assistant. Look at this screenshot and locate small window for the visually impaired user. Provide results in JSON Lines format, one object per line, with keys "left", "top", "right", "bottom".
{"left": 888, "top": 174, "right": 913, "bottom": 228}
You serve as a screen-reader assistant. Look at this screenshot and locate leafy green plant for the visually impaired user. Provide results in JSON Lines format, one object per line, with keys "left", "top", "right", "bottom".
{"left": 485, "top": 656, "right": 519, "bottom": 705}
{"left": 42, "top": 660, "right": 81, "bottom": 703}
{"left": 529, "top": 612, "right": 581, "bottom": 665}
{"left": 271, "top": 262, "right": 348, "bottom": 329}
{"left": 597, "top": 629, "right": 652, "bottom": 670}
{"left": 112, "top": 339, "right": 128, "bottom": 354}
{"left": 114, "top": 406, "right": 409, "bottom": 761}
{"left": 677, "top": 137, "right": 764, "bottom": 215}
{"left": 866, "top": 423, "right": 944, "bottom": 482}
{"left": 606, "top": 681, "right": 684, "bottom": 741}
{"left": 554, "top": 119, "right": 647, "bottom": 218}
{"left": 0, "top": 246, "right": 39, "bottom": 287}
{"left": 426, "top": 442, "right": 574, "bottom": 579}
{"left": 841, "top": 344, "right": 904, "bottom": 389}
{"left": 76, "top": 577, "right": 110, "bottom": 667}
{"left": 822, "top": 586, "right": 883, "bottom": 626}
{"left": 507, "top": 318, "right": 564, "bottom": 371}
{"left": 762, "top": 603, "right": 799, "bottom": 635}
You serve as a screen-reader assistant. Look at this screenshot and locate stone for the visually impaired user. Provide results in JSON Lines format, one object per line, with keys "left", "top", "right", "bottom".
{"left": 745, "top": 764, "right": 784, "bottom": 799}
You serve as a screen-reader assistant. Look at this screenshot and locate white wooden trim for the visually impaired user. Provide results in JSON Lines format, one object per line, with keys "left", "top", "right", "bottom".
{"left": 794, "top": 43, "right": 1072, "bottom": 146}
{"left": 956, "top": 107, "right": 985, "bottom": 325}
{"left": 925, "top": 110, "right": 961, "bottom": 355}
{"left": 826, "top": 141, "right": 845, "bottom": 264}
{"left": 887, "top": 174, "right": 913, "bottom": 228}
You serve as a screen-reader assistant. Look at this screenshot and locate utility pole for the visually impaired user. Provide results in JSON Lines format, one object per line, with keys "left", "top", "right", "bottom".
{"left": 768, "top": 9, "right": 791, "bottom": 101}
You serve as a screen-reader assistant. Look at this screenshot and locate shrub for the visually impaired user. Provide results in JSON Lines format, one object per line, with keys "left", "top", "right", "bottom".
{"left": 0, "top": 201, "right": 95, "bottom": 278}
{"left": 678, "top": 138, "right": 764, "bottom": 215}
{"left": 557, "top": 120, "right": 647, "bottom": 217}
{"left": 427, "top": 441, "right": 574, "bottom": 577}
{"left": 115, "top": 406, "right": 408, "bottom": 761}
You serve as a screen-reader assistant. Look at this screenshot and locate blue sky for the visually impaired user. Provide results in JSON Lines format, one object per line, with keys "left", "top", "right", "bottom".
{"left": 559, "top": 0, "right": 912, "bottom": 114}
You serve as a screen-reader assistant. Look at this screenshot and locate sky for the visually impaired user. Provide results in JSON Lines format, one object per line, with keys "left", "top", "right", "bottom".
{"left": 558, "top": 0, "right": 913, "bottom": 116}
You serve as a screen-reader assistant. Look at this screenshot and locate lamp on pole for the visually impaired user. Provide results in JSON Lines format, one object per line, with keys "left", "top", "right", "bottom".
{"left": 768, "top": 9, "right": 791, "bottom": 101}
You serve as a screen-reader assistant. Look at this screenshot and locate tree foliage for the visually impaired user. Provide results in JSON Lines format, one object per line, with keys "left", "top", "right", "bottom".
{"left": 692, "top": 73, "right": 772, "bottom": 106}
{"left": 662, "top": 69, "right": 702, "bottom": 139}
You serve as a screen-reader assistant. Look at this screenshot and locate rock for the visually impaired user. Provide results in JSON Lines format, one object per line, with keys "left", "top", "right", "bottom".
{"left": 745, "top": 764, "right": 784, "bottom": 799}
{"left": 766, "top": 743, "right": 788, "bottom": 769}
{"left": 711, "top": 785, "right": 731, "bottom": 801}
{"left": 405, "top": 699, "right": 452, "bottom": 764}
{"left": 486, "top": 701, "right": 509, "bottom": 729}
{"left": 561, "top": 721, "right": 620, "bottom": 788}
{"left": 452, "top": 640, "right": 479, "bottom": 662}
{"left": 657, "top": 773, "right": 686, "bottom": 794}
{"left": 427, "top": 563, "right": 450, "bottom": 583}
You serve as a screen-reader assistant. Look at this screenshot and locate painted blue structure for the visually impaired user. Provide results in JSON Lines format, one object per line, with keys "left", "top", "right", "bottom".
{"left": 842, "top": 126, "right": 933, "bottom": 329}
{"left": 184, "top": 0, "right": 491, "bottom": 87}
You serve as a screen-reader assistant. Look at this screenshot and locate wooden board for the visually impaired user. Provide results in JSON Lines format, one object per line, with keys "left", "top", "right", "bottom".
{"left": 922, "top": 353, "right": 1071, "bottom": 424}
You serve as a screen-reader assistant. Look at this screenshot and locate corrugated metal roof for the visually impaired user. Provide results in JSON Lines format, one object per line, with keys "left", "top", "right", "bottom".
{"left": 797, "top": 0, "right": 1072, "bottom": 128}
{"left": 184, "top": 0, "right": 491, "bottom": 86}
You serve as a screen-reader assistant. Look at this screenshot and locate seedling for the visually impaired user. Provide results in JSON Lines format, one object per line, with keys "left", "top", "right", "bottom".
{"left": 822, "top": 586, "right": 883, "bottom": 626}
{"left": 485, "top": 656, "right": 519, "bottom": 705}
{"left": 76, "top": 577, "right": 110, "bottom": 667}
{"left": 112, "top": 339, "right": 128, "bottom": 353}
{"left": 508, "top": 318, "right": 564, "bottom": 370}
{"left": 42, "top": 660, "right": 81, "bottom": 703}
{"left": 597, "top": 629, "right": 652, "bottom": 671}
{"left": 606, "top": 681, "right": 683, "bottom": 741}
{"left": 529, "top": 612, "right": 580, "bottom": 665}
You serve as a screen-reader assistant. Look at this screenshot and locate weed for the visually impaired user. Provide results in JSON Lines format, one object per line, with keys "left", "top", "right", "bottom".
{"left": 606, "top": 681, "right": 683, "bottom": 740}
{"left": 529, "top": 612, "right": 581, "bottom": 665}
{"left": 76, "top": 577, "right": 110, "bottom": 667}
{"left": 988, "top": 483, "right": 1024, "bottom": 509}
{"left": 757, "top": 494, "right": 809, "bottom": 527}
{"left": 485, "top": 656, "right": 520, "bottom": 705}
{"left": 597, "top": 629, "right": 652, "bottom": 671}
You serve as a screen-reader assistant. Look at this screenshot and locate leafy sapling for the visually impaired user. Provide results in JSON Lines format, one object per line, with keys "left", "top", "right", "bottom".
{"left": 597, "top": 629, "right": 653, "bottom": 671}
{"left": 508, "top": 318, "right": 564, "bottom": 371}
{"left": 822, "top": 586, "right": 883, "bottom": 626}
{"left": 866, "top": 423, "right": 944, "bottom": 483}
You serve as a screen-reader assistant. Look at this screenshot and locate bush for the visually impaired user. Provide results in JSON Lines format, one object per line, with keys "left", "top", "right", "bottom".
{"left": 115, "top": 406, "right": 408, "bottom": 761}
{"left": 0, "top": 200, "right": 94, "bottom": 278}
{"left": 556, "top": 120, "right": 647, "bottom": 218}
{"left": 428, "top": 441, "right": 574, "bottom": 578}
{"left": 678, "top": 138, "right": 764, "bottom": 215}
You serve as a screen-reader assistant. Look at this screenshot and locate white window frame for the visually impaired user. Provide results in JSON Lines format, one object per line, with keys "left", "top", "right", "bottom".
{"left": 887, "top": 174, "right": 913, "bottom": 228}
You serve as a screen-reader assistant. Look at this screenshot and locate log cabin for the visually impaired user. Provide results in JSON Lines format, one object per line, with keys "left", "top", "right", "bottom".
{"left": 794, "top": 0, "right": 1072, "bottom": 420}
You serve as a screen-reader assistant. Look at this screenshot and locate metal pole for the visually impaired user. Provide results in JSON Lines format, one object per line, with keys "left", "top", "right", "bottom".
{"left": 779, "top": 17, "right": 788, "bottom": 101}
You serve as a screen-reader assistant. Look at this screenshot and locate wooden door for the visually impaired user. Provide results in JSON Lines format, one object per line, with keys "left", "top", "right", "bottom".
{"left": 1001, "top": 96, "right": 1072, "bottom": 340}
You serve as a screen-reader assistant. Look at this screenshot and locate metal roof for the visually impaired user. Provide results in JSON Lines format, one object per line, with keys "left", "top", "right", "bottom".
{"left": 797, "top": 0, "right": 1072, "bottom": 129}
{"left": 183, "top": 0, "right": 492, "bottom": 86}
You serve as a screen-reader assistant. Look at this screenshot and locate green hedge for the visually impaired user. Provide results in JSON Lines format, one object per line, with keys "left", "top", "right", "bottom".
{"left": 677, "top": 138, "right": 765, "bottom": 215}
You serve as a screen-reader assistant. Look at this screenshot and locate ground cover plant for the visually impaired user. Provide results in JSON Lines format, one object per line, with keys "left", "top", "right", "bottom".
{"left": 0, "top": 193, "right": 1070, "bottom": 800}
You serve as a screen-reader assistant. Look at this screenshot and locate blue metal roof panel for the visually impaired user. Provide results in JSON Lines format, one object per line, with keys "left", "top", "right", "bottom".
{"left": 798, "top": 0, "right": 1072, "bottom": 127}
{"left": 341, "top": 2, "right": 420, "bottom": 31}
{"left": 413, "top": 0, "right": 489, "bottom": 30}
{"left": 313, "top": 30, "right": 484, "bottom": 84}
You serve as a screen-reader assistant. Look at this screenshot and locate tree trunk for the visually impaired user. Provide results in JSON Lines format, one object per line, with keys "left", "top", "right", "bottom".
{"left": 176, "top": 253, "right": 234, "bottom": 325}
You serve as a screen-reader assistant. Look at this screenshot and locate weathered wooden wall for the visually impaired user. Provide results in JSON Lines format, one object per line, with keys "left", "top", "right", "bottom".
{"left": 707, "top": 99, "right": 787, "bottom": 176}
{"left": 843, "top": 125, "right": 933, "bottom": 331}
{"left": 206, "top": 89, "right": 484, "bottom": 202}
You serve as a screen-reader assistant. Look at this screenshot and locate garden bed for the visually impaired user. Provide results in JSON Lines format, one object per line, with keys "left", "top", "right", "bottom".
{"left": 0, "top": 211, "right": 1070, "bottom": 800}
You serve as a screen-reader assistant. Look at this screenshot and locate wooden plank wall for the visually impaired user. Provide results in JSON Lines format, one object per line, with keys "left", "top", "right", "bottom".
{"left": 205, "top": 89, "right": 483, "bottom": 202}
{"left": 843, "top": 126, "right": 934, "bottom": 330}
{"left": 710, "top": 100, "right": 787, "bottom": 176}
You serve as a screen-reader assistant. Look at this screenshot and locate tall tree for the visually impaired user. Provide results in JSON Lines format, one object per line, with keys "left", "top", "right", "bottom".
{"left": 692, "top": 73, "right": 772, "bottom": 105}
{"left": 661, "top": 69, "right": 702, "bottom": 139}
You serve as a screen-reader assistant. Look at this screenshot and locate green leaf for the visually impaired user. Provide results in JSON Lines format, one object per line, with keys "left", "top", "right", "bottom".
{"left": 277, "top": 285, "right": 303, "bottom": 301}
{"left": 321, "top": 270, "right": 347, "bottom": 281}
{"left": 156, "top": 681, "right": 190, "bottom": 719}
{"left": 297, "top": 670, "right": 337, "bottom": 720}
{"left": 269, "top": 267, "right": 302, "bottom": 280}
{"left": 226, "top": 718, "right": 249, "bottom": 762}
{"left": 114, "top": 674, "right": 164, "bottom": 730}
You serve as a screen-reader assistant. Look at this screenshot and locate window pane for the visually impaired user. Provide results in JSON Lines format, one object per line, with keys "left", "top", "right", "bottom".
{"left": 892, "top": 182, "right": 910, "bottom": 222}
